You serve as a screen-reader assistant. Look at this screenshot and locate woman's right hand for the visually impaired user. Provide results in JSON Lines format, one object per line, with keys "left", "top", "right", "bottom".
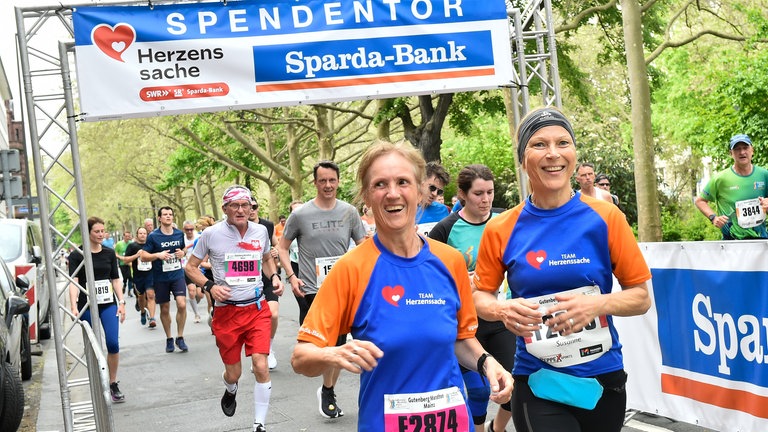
{"left": 497, "top": 297, "right": 543, "bottom": 336}
{"left": 334, "top": 339, "right": 383, "bottom": 374}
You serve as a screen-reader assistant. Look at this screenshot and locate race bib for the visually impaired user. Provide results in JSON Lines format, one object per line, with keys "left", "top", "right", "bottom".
{"left": 162, "top": 256, "right": 182, "bottom": 272}
{"left": 94, "top": 279, "right": 113, "bottom": 305}
{"left": 417, "top": 222, "right": 438, "bottom": 238}
{"left": 137, "top": 259, "right": 152, "bottom": 272}
{"left": 384, "top": 386, "right": 469, "bottom": 432}
{"left": 735, "top": 198, "right": 765, "bottom": 228}
{"left": 524, "top": 285, "right": 612, "bottom": 368}
{"left": 224, "top": 252, "right": 261, "bottom": 286}
{"left": 315, "top": 255, "right": 341, "bottom": 288}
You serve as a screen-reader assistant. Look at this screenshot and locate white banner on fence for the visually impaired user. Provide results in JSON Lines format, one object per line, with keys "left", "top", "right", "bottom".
{"left": 616, "top": 240, "right": 768, "bottom": 432}
{"left": 72, "top": 0, "right": 514, "bottom": 121}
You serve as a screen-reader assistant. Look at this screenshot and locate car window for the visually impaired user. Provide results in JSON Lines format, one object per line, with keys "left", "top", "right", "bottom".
{"left": 0, "top": 224, "right": 23, "bottom": 262}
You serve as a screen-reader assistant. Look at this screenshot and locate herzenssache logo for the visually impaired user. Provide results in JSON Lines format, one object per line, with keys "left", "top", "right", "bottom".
{"left": 381, "top": 285, "right": 404, "bottom": 307}
{"left": 526, "top": 250, "right": 546, "bottom": 270}
{"left": 91, "top": 23, "right": 136, "bottom": 62}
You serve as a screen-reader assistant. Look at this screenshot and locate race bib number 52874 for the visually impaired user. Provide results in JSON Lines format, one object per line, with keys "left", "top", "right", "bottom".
{"left": 384, "top": 387, "right": 469, "bottom": 432}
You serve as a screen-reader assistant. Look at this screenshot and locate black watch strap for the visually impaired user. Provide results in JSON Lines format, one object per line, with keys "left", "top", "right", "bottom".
{"left": 204, "top": 280, "right": 215, "bottom": 293}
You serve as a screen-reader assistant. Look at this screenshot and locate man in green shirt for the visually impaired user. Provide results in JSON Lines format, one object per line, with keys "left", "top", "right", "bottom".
{"left": 695, "top": 134, "right": 768, "bottom": 240}
{"left": 114, "top": 231, "right": 134, "bottom": 297}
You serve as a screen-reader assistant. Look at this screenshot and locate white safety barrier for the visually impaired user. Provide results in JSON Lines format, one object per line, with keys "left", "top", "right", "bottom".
{"left": 616, "top": 240, "right": 768, "bottom": 432}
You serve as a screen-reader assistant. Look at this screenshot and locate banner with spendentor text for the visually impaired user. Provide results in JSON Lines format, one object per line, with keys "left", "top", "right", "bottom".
{"left": 72, "top": 0, "right": 513, "bottom": 121}
{"left": 615, "top": 240, "right": 768, "bottom": 432}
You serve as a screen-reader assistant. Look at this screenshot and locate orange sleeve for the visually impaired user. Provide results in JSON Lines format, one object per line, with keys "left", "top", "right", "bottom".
{"left": 592, "top": 203, "right": 651, "bottom": 286}
{"left": 472, "top": 206, "right": 521, "bottom": 294}
{"left": 297, "top": 241, "right": 378, "bottom": 347}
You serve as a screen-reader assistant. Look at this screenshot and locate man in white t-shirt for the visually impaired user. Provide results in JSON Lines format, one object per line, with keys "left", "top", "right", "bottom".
{"left": 185, "top": 186, "right": 282, "bottom": 432}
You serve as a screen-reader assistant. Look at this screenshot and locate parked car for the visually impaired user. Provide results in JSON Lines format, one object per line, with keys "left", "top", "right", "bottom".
{"left": 0, "top": 218, "right": 51, "bottom": 343}
{"left": 0, "top": 256, "right": 31, "bottom": 432}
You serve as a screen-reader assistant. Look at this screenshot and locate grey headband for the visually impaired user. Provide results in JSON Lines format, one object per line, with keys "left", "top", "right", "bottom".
{"left": 517, "top": 108, "right": 576, "bottom": 163}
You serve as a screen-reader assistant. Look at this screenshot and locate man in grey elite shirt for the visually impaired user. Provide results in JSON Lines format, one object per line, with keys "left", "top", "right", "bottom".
{"left": 277, "top": 160, "right": 365, "bottom": 420}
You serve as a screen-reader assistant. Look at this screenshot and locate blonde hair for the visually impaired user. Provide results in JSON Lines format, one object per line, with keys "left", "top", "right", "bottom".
{"left": 195, "top": 215, "right": 216, "bottom": 231}
{"left": 354, "top": 140, "right": 426, "bottom": 205}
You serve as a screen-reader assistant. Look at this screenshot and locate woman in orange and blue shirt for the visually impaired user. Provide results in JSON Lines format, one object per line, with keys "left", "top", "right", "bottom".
{"left": 292, "top": 141, "right": 513, "bottom": 432}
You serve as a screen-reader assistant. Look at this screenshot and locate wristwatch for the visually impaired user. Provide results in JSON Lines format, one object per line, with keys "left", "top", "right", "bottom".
{"left": 204, "top": 280, "right": 215, "bottom": 293}
{"left": 118, "top": 299, "right": 126, "bottom": 305}
{"left": 708, "top": 214, "right": 716, "bottom": 223}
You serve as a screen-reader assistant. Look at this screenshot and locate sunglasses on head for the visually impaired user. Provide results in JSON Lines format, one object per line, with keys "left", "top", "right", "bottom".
{"left": 428, "top": 185, "right": 444, "bottom": 196}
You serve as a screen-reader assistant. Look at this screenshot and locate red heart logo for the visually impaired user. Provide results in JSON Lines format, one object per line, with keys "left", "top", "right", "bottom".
{"left": 92, "top": 23, "right": 136, "bottom": 62}
{"left": 525, "top": 250, "right": 547, "bottom": 270}
{"left": 381, "top": 285, "right": 405, "bottom": 307}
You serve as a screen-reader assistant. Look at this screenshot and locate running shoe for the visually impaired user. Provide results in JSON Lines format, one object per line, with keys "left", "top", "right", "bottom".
{"left": 148, "top": 317, "right": 157, "bottom": 329}
{"left": 134, "top": 298, "right": 139, "bottom": 311}
{"left": 317, "top": 386, "right": 343, "bottom": 419}
{"left": 140, "top": 312, "right": 147, "bottom": 326}
{"left": 175, "top": 337, "right": 189, "bottom": 352}
{"left": 267, "top": 349, "right": 277, "bottom": 370}
{"left": 253, "top": 423, "right": 266, "bottom": 432}
{"left": 221, "top": 388, "right": 237, "bottom": 417}
{"left": 110, "top": 382, "right": 125, "bottom": 403}
{"left": 166, "top": 337, "right": 174, "bottom": 353}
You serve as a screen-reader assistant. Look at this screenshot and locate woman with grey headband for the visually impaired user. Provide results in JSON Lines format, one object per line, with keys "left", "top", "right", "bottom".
{"left": 471, "top": 107, "right": 652, "bottom": 432}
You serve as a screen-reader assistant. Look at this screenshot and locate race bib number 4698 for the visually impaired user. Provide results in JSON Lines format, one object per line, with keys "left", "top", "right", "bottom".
{"left": 224, "top": 252, "right": 261, "bottom": 286}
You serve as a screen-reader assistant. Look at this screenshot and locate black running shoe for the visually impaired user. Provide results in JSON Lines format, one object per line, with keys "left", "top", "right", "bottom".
{"left": 221, "top": 388, "right": 237, "bottom": 417}
{"left": 317, "top": 386, "right": 343, "bottom": 418}
{"left": 175, "top": 337, "right": 189, "bottom": 352}
{"left": 110, "top": 382, "right": 125, "bottom": 403}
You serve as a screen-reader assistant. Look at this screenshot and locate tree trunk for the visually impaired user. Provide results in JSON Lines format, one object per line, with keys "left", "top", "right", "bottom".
{"left": 174, "top": 186, "right": 185, "bottom": 225}
{"left": 376, "top": 99, "right": 391, "bottom": 140}
{"left": 193, "top": 179, "right": 204, "bottom": 217}
{"left": 285, "top": 107, "right": 304, "bottom": 200}
{"left": 206, "top": 176, "right": 219, "bottom": 220}
{"left": 315, "top": 105, "right": 334, "bottom": 160}
{"left": 621, "top": 0, "right": 661, "bottom": 241}
{"left": 401, "top": 94, "right": 453, "bottom": 162}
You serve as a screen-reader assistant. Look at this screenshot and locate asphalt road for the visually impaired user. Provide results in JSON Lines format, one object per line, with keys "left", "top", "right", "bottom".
{"left": 24, "top": 286, "right": 714, "bottom": 432}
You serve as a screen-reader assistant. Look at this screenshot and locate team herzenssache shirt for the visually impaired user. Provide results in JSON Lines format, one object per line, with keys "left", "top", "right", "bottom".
{"left": 298, "top": 236, "right": 478, "bottom": 432}
{"left": 474, "top": 192, "right": 651, "bottom": 377}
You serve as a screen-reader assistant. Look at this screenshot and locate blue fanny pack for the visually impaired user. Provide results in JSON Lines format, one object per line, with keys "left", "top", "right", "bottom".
{"left": 528, "top": 368, "right": 604, "bottom": 410}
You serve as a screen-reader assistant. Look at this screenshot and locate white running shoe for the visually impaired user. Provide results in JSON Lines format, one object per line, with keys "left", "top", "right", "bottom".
{"left": 268, "top": 349, "right": 277, "bottom": 370}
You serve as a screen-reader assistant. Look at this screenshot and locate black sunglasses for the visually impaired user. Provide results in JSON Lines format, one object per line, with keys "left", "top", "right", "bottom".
{"left": 597, "top": 182, "right": 610, "bottom": 187}
{"left": 428, "top": 185, "right": 444, "bottom": 196}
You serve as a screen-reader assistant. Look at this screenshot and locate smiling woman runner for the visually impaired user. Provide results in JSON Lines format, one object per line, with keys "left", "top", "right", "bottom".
{"left": 291, "top": 140, "right": 513, "bottom": 432}
{"left": 472, "top": 107, "right": 651, "bottom": 432}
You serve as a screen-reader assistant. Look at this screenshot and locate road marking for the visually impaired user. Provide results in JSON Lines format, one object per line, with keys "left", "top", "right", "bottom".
{"left": 626, "top": 419, "right": 675, "bottom": 431}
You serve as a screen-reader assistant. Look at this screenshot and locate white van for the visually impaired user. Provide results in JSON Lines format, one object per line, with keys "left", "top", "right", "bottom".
{"left": 0, "top": 218, "right": 51, "bottom": 343}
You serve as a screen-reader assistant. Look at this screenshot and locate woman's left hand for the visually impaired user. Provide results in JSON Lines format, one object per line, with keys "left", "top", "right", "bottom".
{"left": 545, "top": 293, "right": 605, "bottom": 336}
{"left": 117, "top": 303, "right": 126, "bottom": 323}
{"left": 484, "top": 357, "right": 513, "bottom": 404}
